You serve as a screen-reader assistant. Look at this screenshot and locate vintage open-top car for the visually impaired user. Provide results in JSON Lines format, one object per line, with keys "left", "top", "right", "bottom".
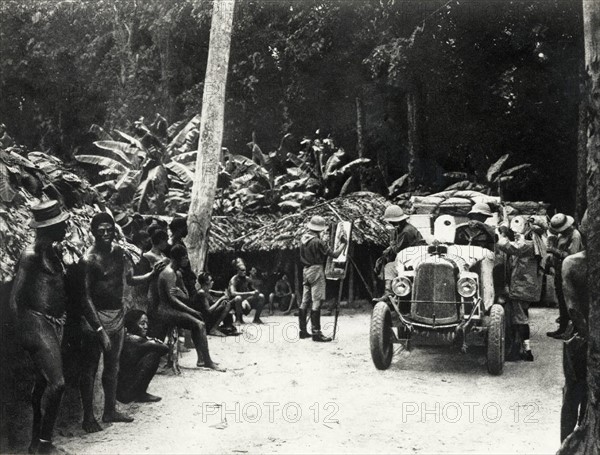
{"left": 370, "top": 210, "right": 506, "bottom": 375}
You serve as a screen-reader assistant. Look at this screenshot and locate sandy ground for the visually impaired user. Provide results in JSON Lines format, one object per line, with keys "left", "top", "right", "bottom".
{"left": 53, "top": 307, "right": 564, "bottom": 454}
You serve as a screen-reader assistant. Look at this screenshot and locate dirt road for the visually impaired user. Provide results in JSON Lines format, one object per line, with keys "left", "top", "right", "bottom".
{"left": 55, "top": 307, "right": 564, "bottom": 454}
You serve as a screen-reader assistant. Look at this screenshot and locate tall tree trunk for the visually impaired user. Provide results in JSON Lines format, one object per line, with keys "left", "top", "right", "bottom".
{"left": 356, "top": 94, "right": 366, "bottom": 190}
{"left": 187, "top": 0, "right": 235, "bottom": 273}
{"left": 576, "top": 67, "right": 588, "bottom": 223}
{"left": 558, "top": 1, "right": 600, "bottom": 452}
{"left": 406, "top": 83, "right": 422, "bottom": 189}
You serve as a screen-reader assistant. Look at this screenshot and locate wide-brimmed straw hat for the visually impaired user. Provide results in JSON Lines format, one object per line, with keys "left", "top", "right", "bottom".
{"left": 307, "top": 215, "right": 328, "bottom": 232}
{"left": 468, "top": 203, "right": 492, "bottom": 218}
{"left": 550, "top": 213, "right": 574, "bottom": 233}
{"left": 383, "top": 205, "right": 408, "bottom": 223}
{"left": 30, "top": 200, "right": 69, "bottom": 228}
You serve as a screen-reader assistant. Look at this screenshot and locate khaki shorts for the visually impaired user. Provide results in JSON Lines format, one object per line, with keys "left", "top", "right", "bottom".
{"left": 302, "top": 265, "right": 326, "bottom": 304}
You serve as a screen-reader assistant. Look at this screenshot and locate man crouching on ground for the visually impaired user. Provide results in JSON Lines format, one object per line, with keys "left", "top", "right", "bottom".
{"left": 298, "top": 215, "right": 347, "bottom": 342}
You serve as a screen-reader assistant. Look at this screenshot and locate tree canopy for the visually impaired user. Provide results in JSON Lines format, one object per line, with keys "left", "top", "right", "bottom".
{"left": 0, "top": 0, "right": 583, "bottom": 211}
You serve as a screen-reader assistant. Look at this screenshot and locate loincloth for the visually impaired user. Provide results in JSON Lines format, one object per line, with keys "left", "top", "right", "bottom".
{"left": 21, "top": 308, "right": 66, "bottom": 347}
{"left": 82, "top": 308, "right": 125, "bottom": 334}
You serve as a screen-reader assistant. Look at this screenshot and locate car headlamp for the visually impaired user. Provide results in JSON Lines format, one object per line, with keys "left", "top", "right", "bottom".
{"left": 392, "top": 276, "right": 412, "bottom": 297}
{"left": 457, "top": 276, "right": 477, "bottom": 298}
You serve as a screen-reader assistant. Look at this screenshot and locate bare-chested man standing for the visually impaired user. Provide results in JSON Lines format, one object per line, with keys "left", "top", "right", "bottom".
{"left": 79, "top": 212, "right": 163, "bottom": 433}
{"left": 9, "top": 200, "right": 69, "bottom": 454}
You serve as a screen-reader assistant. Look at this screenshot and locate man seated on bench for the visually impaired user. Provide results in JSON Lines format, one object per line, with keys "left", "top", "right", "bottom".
{"left": 155, "top": 245, "right": 225, "bottom": 371}
{"left": 193, "top": 272, "right": 239, "bottom": 337}
{"left": 269, "top": 272, "right": 296, "bottom": 315}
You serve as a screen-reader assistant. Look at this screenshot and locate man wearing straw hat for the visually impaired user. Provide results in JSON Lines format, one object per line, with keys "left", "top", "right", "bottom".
{"left": 546, "top": 213, "right": 583, "bottom": 339}
{"left": 9, "top": 200, "right": 70, "bottom": 454}
{"left": 298, "top": 215, "right": 347, "bottom": 342}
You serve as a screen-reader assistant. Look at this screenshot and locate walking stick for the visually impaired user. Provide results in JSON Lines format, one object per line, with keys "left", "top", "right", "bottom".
{"left": 332, "top": 245, "right": 351, "bottom": 340}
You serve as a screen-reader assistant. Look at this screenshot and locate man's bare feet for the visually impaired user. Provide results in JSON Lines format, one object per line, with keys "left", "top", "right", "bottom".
{"left": 196, "top": 361, "right": 226, "bottom": 372}
{"left": 82, "top": 418, "right": 103, "bottom": 433}
{"left": 135, "top": 392, "right": 162, "bottom": 403}
{"left": 208, "top": 328, "right": 226, "bottom": 337}
{"left": 102, "top": 410, "right": 134, "bottom": 423}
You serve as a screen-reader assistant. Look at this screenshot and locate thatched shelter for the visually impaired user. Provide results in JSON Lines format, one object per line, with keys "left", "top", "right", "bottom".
{"left": 233, "top": 191, "right": 389, "bottom": 252}
{"left": 206, "top": 192, "right": 391, "bottom": 304}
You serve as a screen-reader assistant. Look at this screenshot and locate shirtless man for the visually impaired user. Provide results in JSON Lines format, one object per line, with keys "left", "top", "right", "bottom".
{"left": 193, "top": 272, "right": 237, "bottom": 336}
{"left": 9, "top": 201, "right": 69, "bottom": 454}
{"left": 156, "top": 245, "right": 224, "bottom": 371}
{"left": 560, "top": 212, "right": 589, "bottom": 441}
{"left": 79, "top": 212, "right": 164, "bottom": 433}
{"left": 228, "top": 260, "right": 266, "bottom": 325}
{"left": 138, "top": 229, "right": 169, "bottom": 324}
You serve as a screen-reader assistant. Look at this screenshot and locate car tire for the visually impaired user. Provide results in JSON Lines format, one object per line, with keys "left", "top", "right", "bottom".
{"left": 487, "top": 304, "right": 505, "bottom": 375}
{"left": 370, "top": 301, "right": 394, "bottom": 370}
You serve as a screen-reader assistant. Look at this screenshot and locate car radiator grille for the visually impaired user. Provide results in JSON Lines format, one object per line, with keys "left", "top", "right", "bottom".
{"left": 411, "top": 261, "right": 458, "bottom": 324}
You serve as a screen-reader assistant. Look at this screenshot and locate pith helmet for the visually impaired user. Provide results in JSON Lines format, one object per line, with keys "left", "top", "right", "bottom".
{"left": 383, "top": 205, "right": 408, "bottom": 223}
{"left": 307, "top": 215, "right": 328, "bottom": 232}
{"left": 550, "top": 213, "right": 574, "bottom": 233}
{"left": 468, "top": 203, "right": 492, "bottom": 218}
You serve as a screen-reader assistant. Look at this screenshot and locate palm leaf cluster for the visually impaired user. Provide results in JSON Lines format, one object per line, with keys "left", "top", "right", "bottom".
{"left": 79, "top": 116, "right": 375, "bottom": 216}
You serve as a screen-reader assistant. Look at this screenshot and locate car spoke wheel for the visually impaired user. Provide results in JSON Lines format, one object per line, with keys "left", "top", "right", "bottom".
{"left": 370, "top": 301, "right": 394, "bottom": 370}
{"left": 487, "top": 304, "right": 505, "bottom": 375}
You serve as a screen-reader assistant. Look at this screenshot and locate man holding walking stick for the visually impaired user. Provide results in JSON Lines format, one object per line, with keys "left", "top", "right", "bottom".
{"left": 298, "top": 215, "right": 347, "bottom": 342}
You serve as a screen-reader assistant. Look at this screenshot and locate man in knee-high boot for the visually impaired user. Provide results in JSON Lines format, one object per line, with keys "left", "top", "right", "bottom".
{"left": 298, "top": 216, "right": 347, "bottom": 342}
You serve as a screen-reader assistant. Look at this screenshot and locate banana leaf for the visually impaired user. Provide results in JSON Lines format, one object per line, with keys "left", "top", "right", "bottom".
{"left": 94, "top": 141, "right": 140, "bottom": 165}
{"left": 493, "top": 163, "right": 531, "bottom": 181}
{"left": 167, "top": 115, "right": 201, "bottom": 156}
{"left": 486, "top": 153, "right": 510, "bottom": 183}
{"left": 116, "top": 169, "right": 141, "bottom": 191}
{"left": 338, "top": 158, "right": 371, "bottom": 175}
{"left": 114, "top": 131, "right": 145, "bottom": 152}
{"left": 133, "top": 165, "right": 167, "bottom": 212}
{"left": 166, "top": 119, "right": 186, "bottom": 140}
{"left": 170, "top": 150, "right": 197, "bottom": 163}
{"left": 0, "top": 161, "right": 16, "bottom": 202}
{"left": 89, "top": 124, "right": 113, "bottom": 141}
{"left": 74, "top": 154, "right": 129, "bottom": 174}
{"left": 339, "top": 176, "right": 355, "bottom": 196}
{"left": 165, "top": 161, "right": 194, "bottom": 185}
{"left": 388, "top": 173, "right": 409, "bottom": 195}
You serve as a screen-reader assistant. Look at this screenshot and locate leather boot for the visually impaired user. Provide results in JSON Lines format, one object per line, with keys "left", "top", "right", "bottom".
{"left": 298, "top": 308, "right": 311, "bottom": 339}
{"left": 311, "top": 309, "right": 332, "bottom": 342}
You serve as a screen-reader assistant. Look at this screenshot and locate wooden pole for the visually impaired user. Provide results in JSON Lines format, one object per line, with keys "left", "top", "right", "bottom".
{"left": 348, "top": 262, "right": 354, "bottom": 306}
{"left": 187, "top": 0, "right": 236, "bottom": 273}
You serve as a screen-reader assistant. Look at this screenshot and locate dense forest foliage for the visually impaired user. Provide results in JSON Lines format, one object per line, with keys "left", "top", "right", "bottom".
{"left": 0, "top": 0, "right": 583, "bottom": 211}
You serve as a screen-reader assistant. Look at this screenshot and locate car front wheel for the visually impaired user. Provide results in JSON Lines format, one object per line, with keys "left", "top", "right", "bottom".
{"left": 487, "top": 304, "right": 505, "bottom": 375}
{"left": 370, "top": 301, "right": 394, "bottom": 370}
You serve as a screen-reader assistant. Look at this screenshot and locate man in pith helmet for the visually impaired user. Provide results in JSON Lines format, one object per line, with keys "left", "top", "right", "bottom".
{"left": 298, "top": 215, "right": 347, "bottom": 342}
